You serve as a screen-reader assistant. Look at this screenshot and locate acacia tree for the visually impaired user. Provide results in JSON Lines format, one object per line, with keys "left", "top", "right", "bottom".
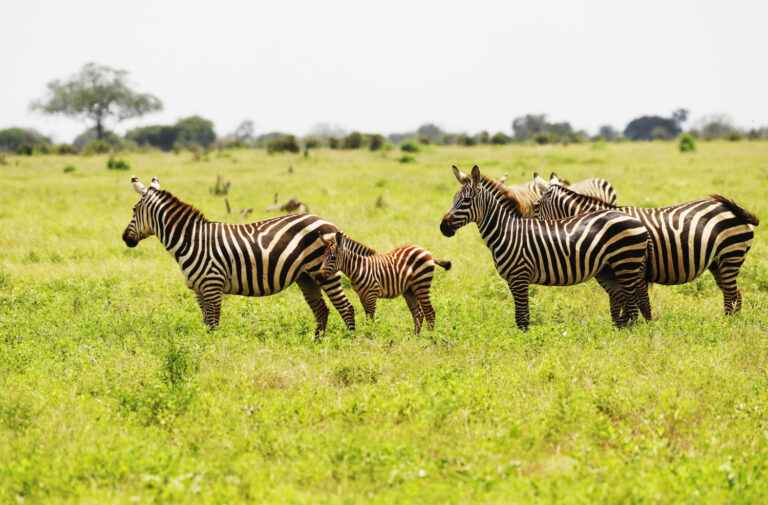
{"left": 30, "top": 62, "right": 162, "bottom": 140}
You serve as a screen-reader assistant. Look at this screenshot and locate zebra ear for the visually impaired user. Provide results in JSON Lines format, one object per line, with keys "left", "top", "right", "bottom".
{"left": 533, "top": 172, "right": 548, "bottom": 192}
{"left": 131, "top": 176, "right": 147, "bottom": 195}
{"left": 335, "top": 232, "right": 344, "bottom": 249}
{"left": 549, "top": 173, "right": 562, "bottom": 186}
{"left": 498, "top": 173, "right": 508, "bottom": 185}
{"left": 451, "top": 165, "right": 469, "bottom": 184}
{"left": 150, "top": 176, "right": 160, "bottom": 190}
{"left": 470, "top": 165, "right": 481, "bottom": 186}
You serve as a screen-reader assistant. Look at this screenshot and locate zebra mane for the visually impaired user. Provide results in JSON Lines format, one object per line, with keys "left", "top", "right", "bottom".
{"left": 478, "top": 176, "right": 532, "bottom": 216}
{"left": 154, "top": 189, "right": 210, "bottom": 222}
{"left": 546, "top": 184, "right": 617, "bottom": 209}
{"left": 340, "top": 233, "right": 378, "bottom": 256}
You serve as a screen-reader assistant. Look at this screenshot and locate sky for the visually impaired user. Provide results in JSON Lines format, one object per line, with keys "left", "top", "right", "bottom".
{"left": 3, "top": 0, "right": 767, "bottom": 142}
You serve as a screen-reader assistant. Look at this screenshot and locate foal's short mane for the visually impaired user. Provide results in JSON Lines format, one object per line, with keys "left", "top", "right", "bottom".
{"left": 341, "top": 233, "right": 378, "bottom": 256}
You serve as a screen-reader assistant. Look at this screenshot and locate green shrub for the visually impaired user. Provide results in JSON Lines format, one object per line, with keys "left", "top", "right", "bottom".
{"left": 400, "top": 141, "right": 419, "bottom": 153}
{"left": 0, "top": 127, "right": 50, "bottom": 153}
{"left": 63, "top": 165, "right": 76, "bottom": 173}
{"left": 83, "top": 140, "right": 113, "bottom": 155}
{"left": 106, "top": 156, "right": 130, "bottom": 170}
{"left": 53, "top": 144, "right": 77, "bottom": 155}
{"left": 678, "top": 133, "right": 696, "bottom": 153}
{"left": 342, "top": 132, "right": 363, "bottom": 149}
{"left": 328, "top": 137, "right": 340, "bottom": 149}
{"left": 458, "top": 134, "right": 477, "bottom": 146}
{"left": 491, "top": 132, "right": 510, "bottom": 145}
{"left": 267, "top": 135, "right": 300, "bottom": 154}
{"left": 369, "top": 134, "right": 385, "bottom": 151}
{"left": 399, "top": 155, "right": 416, "bottom": 164}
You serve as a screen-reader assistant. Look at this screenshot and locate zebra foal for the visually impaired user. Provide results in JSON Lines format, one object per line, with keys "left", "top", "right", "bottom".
{"left": 320, "top": 232, "right": 451, "bottom": 334}
{"left": 533, "top": 178, "right": 759, "bottom": 315}
{"left": 440, "top": 165, "right": 652, "bottom": 330}
{"left": 122, "top": 176, "right": 365, "bottom": 337}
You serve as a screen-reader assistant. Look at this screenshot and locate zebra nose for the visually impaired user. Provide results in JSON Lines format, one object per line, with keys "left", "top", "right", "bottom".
{"left": 122, "top": 229, "right": 138, "bottom": 248}
{"left": 440, "top": 216, "right": 456, "bottom": 237}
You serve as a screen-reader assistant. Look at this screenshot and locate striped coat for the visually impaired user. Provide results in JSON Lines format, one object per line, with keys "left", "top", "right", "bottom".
{"left": 320, "top": 232, "right": 451, "bottom": 334}
{"left": 533, "top": 183, "right": 759, "bottom": 314}
{"left": 440, "top": 165, "right": 652, "bottom": 329}
{"left": 122, "top": 176, "right": 369, "bottom": 337}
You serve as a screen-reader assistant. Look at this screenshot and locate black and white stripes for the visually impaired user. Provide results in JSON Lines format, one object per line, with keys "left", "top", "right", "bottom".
{"left": 440, "top": 165, "right": 652, "bottom": 329}
{"left": 122, "top": 176, "right": 365, "bottom": 336}
{"left": 533, "top": 180, "right": 759, "bottom": 314}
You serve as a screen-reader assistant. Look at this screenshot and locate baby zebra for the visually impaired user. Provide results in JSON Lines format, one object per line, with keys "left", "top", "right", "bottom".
{"left": 320, "top": 232, "right": 451, "bottom": 334}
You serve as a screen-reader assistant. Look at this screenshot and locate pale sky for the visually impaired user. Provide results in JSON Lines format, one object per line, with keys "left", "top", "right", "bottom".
{"left": 3, "top": 0, "right": 767, "bottom": 142}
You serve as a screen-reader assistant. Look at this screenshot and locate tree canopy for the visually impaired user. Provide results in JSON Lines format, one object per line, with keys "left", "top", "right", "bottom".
{"left": 30, "top": 63, "right": 162, "bottom": 140}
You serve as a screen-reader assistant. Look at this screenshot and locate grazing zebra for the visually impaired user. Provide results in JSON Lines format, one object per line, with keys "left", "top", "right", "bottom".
{"left": 502, "top": 172, "right": 618, "bottom": 213}
{"left": 122, "top": 176, "right": 372, "bottom": 337}
{"left": 319, "top": 232, "right": 451, "bottom": 334}
{"left": 533, "top": 178, "right": 759, "bottom": 314}
{"left": 440, "top": 165, "right": 652, "bottom": 330}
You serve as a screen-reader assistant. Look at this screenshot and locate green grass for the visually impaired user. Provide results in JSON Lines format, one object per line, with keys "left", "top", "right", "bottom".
{"left": 1, "top": 142, "right": 767, "bottom": 503}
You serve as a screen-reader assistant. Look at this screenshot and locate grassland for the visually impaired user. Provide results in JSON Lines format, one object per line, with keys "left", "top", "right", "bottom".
{"left": 1, "top": 141, "right": 767, "bottom": 504}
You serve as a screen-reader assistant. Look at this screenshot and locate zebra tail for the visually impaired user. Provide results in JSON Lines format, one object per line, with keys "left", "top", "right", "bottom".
{"left": 710, "top": 194, "right": 760, "bottom": 226}
{"left": 434, "top": 259, "right": 452, "bottom": 271}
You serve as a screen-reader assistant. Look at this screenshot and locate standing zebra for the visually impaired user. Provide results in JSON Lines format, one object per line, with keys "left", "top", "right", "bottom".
{"left": 440, "top": 165, "right": 652, "bottom": 330}
{"left": 319, "top": 233, "right": 451, "bottom": 334}
{"left": 122, "top": 176, "right": 370, "bottom": 337}
{"left": 533, "top": 178, "right": 759, "bottom": 314}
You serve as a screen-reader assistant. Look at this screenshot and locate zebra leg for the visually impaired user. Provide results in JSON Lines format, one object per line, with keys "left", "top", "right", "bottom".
{"left": 317, "top": 273, "right": 356, "bottom": 332}
{"left": 195, "top": 289, "right": 223, "bottom": 330}
{"left": 403, "top": 289, "right": 423, "bottom": 335}
{"left": 296, "top": 274, "right": 330, "bottom": 339}
{"left": 709, "top": 258, "right": 745, "bottom": 315}
{"left": 507, "top": 280, "right": 530, "bottom": 331}
{"left": 635, "top": 280, "right": 653, "bottom": 321}
{"left": 412, "top": 283, "right": 436, "bottom": 331}
{"left": 595, "top": 269, "right": 626, "bottom": 326}
{"left": 361, "top": 290, "right": 378, "bottom": 320}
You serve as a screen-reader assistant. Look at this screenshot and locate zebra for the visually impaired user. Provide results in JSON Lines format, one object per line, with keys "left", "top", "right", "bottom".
{"left": 439, "top": 165, "right": 652, "bottom": 330}
{"left": 501, "top": 172, "right": 618, "bottom": 213}
{"left": 319, "top": 232, "right": 451, "bottom": 334}
{"left": 533, "top": 177, "right": 759, "bottom": 315}
{"left": 121, "top": 176, "right": 373, "bottom": 337}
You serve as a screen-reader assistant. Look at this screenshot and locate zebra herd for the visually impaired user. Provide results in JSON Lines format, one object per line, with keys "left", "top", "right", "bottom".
{"left": 122, "top": 168, "right": 759, "bottom": 336}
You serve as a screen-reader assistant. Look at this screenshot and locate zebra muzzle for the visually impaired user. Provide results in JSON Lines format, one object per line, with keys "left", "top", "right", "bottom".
{"left": 440, "top": 217, "right": 456, "bottom": 237}
{"left": 122, "top": 229, "right": 139, "bottom": 248}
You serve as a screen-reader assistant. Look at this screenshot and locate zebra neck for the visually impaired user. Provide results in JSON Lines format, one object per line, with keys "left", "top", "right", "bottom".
{"left": 339, "top": 252, "right": 371, "bottom": 284}
{"left": 477, "top": 197, "right": 515, "bottom": 240}
{"left": 154, "top": 203, "right": 207, "bottom": 258}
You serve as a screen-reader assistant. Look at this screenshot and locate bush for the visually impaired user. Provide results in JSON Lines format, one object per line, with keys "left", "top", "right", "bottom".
{"left": 328, "top": 137, "right": 340, "bottom": 149}
{"left": 458, "top": 134, "right": 477, "bottom": 146}
{"left": 106, "top": 156, "right": 130, "bottom": 170}
{"left": 126, "top": 125, "right": 179, "bottom": 151}
{"left": 73, "top": 127, "right": 122, "bottom": 151}
{"left": 399, "top": 155, "right": 416, "bottom": 164}
{"left": 369, "top": 134, "right": 385, "bottom": 151}
{"left": 63, "top": 165, "right": 76, "bottom": 173}
{"left": 678, "top": 133, "right": 696, "bottom": 153}
{"left": 83, "top": 140, "right": 113, "bottom": 155}
{"left": 267, "top": 135, "right": 300, "bottom": 154}
{"left": 400, "top": 141, "right": 419, "bottom": 153}
{"left": 342, "top": 131, "right": 363, "bottom": 149}
{"left": 53, "top": 144, "right": 77, "bottom": 155}
{"left": 491, "top": 132, "right": 510, "bottom": 145}
{"left": 174, "top": 116, "right": 216, "bottom": 148}
{"left": 0, "top": 128, "right": 51, "bottom": 153}
{"left": 303, "top": 137, "right": 321, "bottom": 149}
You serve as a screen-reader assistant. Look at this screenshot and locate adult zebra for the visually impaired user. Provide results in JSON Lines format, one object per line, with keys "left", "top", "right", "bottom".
{"left": 122, "top": 176, "right": 369, "bottom": 337}
{"left": 439, "top": 165, "right": 652, "bottom": 330}
{"left": 533, "top": 179, "right": 759, "bottom": 314}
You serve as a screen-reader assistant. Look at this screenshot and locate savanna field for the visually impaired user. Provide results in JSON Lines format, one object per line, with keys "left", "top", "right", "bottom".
{"left": 2, "top": 142, "right": 768, "bottom": 504}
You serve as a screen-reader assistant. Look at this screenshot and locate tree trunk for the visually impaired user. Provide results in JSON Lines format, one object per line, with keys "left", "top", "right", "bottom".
{"left": 96, "top": 118, "right": 104, "bottom": 140}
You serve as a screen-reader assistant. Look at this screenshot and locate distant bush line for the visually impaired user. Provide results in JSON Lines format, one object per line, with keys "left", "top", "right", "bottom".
{"left": 3, "top": 115, "right": 768, "bottom": 156}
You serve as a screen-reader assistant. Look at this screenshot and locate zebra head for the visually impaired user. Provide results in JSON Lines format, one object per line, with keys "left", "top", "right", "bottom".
{"left": 122, "top": 176, "right": 161, "bottom": 248}
{"left": 440, "top": 165, "right": 483, "bottom": 237}
{"left": 319, "top": 232, "right": 344, "bottom": 279}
